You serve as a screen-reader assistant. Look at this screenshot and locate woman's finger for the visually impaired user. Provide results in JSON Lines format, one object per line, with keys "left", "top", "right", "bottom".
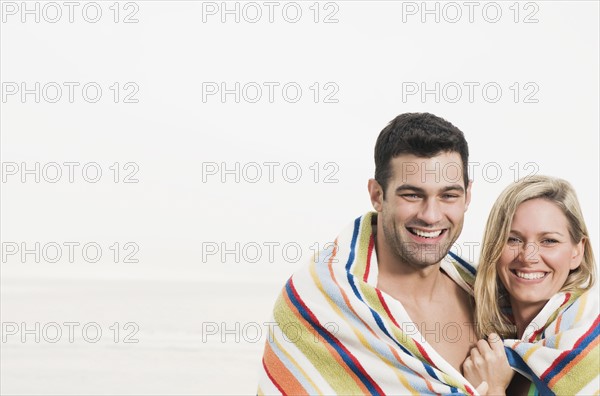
{"left": 488, "top": 332, "right": 505, "bottom": 355}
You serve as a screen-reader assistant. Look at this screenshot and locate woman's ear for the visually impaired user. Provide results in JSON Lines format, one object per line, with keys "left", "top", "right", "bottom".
{"left": 569, "top": 238, "right": 585, "bottom": 270}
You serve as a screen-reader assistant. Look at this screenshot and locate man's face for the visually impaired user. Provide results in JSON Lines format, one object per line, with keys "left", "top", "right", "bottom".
{"left": 374, "top": 152, "right": 471, "bottom": 269}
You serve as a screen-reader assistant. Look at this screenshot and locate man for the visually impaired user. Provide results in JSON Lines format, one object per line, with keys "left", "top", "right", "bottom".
{"left": 258, "top": 113, "right": 482, "bottom": 395}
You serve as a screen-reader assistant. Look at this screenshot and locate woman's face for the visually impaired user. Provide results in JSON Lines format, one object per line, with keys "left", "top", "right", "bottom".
{"left": 497, "top": 198, "right": 584, "bottom": 315}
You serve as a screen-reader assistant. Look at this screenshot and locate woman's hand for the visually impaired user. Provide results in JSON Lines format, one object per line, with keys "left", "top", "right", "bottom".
{"left": 463, "top": 333, "right": 514, "bottom": 396}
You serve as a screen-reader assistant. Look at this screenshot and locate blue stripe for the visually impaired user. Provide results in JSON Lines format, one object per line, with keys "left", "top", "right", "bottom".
{"left": 506, "top": 347, "right": 554, "bottom": 395}
{"left": 448, "top": 251, "right": 476, "bottom": 275}
{"left": 557, "top": 298, "right": 578, "bottom": 333}
{"left": 344, "top": 216, "right": 362, "bottom": 274}
{"left": 269, "top": 334, "right": 319, "bottom": 395}
{"left": 422, "top": 362, "right": 438, "bottom": 379}
{"left": 345, "top": 216, "right": 412, "bottom": 356}
{"left": 544, "top": 296, "right": 579, "bottom": 349}
{"left": 312, "top": 216, "right": 433, "bottom": 394}
{"left": 284, "top": 280, "right": 382, "bottom": 395}
{"left": 542, "top": 319, "right": 600, "bottom": 383}
{"left": 344, "top": 215, "right": 443, "bottom": 383}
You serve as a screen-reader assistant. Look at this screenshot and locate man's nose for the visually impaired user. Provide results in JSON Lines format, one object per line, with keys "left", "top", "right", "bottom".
{"left": 417, "top": 199, "right": 443, "bottom": 225}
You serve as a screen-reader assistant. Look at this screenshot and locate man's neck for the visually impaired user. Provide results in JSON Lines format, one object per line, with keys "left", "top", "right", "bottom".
{"left": 371, "top": 214, "right": 476, "bottom": 373}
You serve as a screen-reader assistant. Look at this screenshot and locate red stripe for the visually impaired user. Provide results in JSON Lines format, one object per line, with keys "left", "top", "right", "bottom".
{"left": 464, "top": 384, "right": 477, "bottom": 396}
{"left": 572, "top": 315, "right": 600, "bottom": 349}
{"left": 528, "top": 293, "right": 572, "bottom": 342}
{"left": 548, "top": 334, "right": 599, "bottom": 388}
{"left": 262, "top": 356, "right": 287, "bottom": 396}
{"left": 288, "top": 278, "right": 385, "bottom": 395}
{"left": 414, "top": 340, "right": 436, "bottom": 367}
{"left": 375, "top": 302, "right": 441, "bottom": 394}
{"left": 287, "top": 278, "right": 325, "bottom": 340}
{"left": 376, "top": 288, "right": 400, "bottom": 328}
{"left": 541, "top": 314, "right": 600, "bottom": 379}
{"left": 376, "top": 295, "right": 441, "bottom": 394}
{"left": 376, "top": 288, "right": 437, "bottom": 368}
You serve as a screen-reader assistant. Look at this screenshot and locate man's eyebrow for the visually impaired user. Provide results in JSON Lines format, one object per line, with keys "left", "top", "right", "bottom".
{"left": 394, "top": 184, "right": 465, "bottom": 194}
{"left": 394, "top": 184, "right": 425, "bottom": 194}
{"left": 440, "top": 185, "right": 465, "bottom": 193}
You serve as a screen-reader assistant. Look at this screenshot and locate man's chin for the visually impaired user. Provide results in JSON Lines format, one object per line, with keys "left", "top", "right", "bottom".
{"left": 401, "top": 243, "right": 452, "bottom": 263}
{"left": 397, "top": 250, "right": 447, "bottom": 268}
{"left": 410, "top": 257, "right": 446, "bottom": 268}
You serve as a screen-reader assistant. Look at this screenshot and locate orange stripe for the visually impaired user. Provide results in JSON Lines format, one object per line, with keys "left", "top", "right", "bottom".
{"left": 273, "top": 336, "right": 323, "bottom": 394}
{"left": 325, "top": 245, "right": 430, "bottom": 393}
{"left": 554, "top": 311, "right": 563, "bottom": 333}
{"left": 263, "top": 342, "right": 306, "bottom": 395}
{"left": 281, "top": 286, "right": 371, "bottom": 394}
{"left": 547, "top": 334, "right": 600, "bottom": 388}
{"left": 386, "top": 343, "right": 437, "bottom": 393}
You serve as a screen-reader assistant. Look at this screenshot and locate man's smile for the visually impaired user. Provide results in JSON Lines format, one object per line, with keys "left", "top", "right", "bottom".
{"left": 406, "top": 227, "right": 448, "bottom": 241}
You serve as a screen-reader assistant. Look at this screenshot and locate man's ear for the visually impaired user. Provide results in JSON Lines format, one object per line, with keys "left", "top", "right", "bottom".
{"left": 464, "top": 179, "right": 473, "bottom": 212}
{"left": 368, "top": 179, "right": 384, "bottom": 212}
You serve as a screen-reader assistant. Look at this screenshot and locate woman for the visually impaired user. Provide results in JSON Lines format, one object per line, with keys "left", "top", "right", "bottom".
{"left": 463, "top": 175, "right": 598, "bottom": 395}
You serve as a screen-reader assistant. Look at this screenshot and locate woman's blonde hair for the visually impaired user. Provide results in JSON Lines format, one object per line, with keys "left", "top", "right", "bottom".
{"left": 475, "top": 175, "right": 596, "bottom": 338}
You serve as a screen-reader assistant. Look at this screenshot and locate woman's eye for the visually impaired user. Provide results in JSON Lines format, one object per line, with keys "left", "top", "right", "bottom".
{"left": 507, "top": 237, "right": 521, "bottom": 245}
{"left": 542, "top": 239, "right": 559, "bottom": 245}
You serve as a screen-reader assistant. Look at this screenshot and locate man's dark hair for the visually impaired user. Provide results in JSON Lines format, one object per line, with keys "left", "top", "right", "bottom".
{"left": 374, "top": 112, "right": 469, "bottom": 198}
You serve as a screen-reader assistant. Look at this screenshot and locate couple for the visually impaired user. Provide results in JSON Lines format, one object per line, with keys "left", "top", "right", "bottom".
{"left": 257, "top": 113, "right": 598, "bottom": 395}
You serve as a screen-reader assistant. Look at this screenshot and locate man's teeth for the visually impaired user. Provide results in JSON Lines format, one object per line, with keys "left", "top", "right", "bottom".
{"left": 515, "top": 271, "right": 546, "bottom": 280}
{"left": 411, "top": 229, "right": 442, "bottom": 238}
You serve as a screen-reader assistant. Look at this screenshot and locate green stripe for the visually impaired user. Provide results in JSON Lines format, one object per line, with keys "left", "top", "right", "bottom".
{"left": 527, "top": 380, "right": 537, "bottom": 396}
{"left": 551, "top": 343, "right": 599, "bottom": 395}
{"left": 273, "top": 288, "right": 365, "bottom": 394}
{"left": 454, "top": 263, "right": 475, "bottom": 289}
{"left": 351, "top": 212, "right": 374, "bottom": 278}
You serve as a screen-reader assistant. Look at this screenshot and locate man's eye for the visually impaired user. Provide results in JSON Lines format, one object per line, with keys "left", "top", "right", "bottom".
{"left": 442, "top": 194, "right": 459, "bottom": 199}
{"left": 401, "top": 194, "right": 420, "bottom": 199}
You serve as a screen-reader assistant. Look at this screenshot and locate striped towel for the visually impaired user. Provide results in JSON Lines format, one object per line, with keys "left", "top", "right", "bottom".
{"left": 504, "top": 287, "right": 600, "bottom": 395}
{"left": 257, "top": 212, "right": 479, "bottom": 395}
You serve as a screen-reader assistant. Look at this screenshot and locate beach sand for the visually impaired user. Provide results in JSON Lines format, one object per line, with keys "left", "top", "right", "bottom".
{"left": 1, "top": 264, "right": 294, "bottom": 395}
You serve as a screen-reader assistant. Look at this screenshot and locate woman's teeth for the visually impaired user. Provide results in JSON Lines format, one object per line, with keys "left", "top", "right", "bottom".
{"left": 514, "top": 271, "right": 546, "bottom": 280}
